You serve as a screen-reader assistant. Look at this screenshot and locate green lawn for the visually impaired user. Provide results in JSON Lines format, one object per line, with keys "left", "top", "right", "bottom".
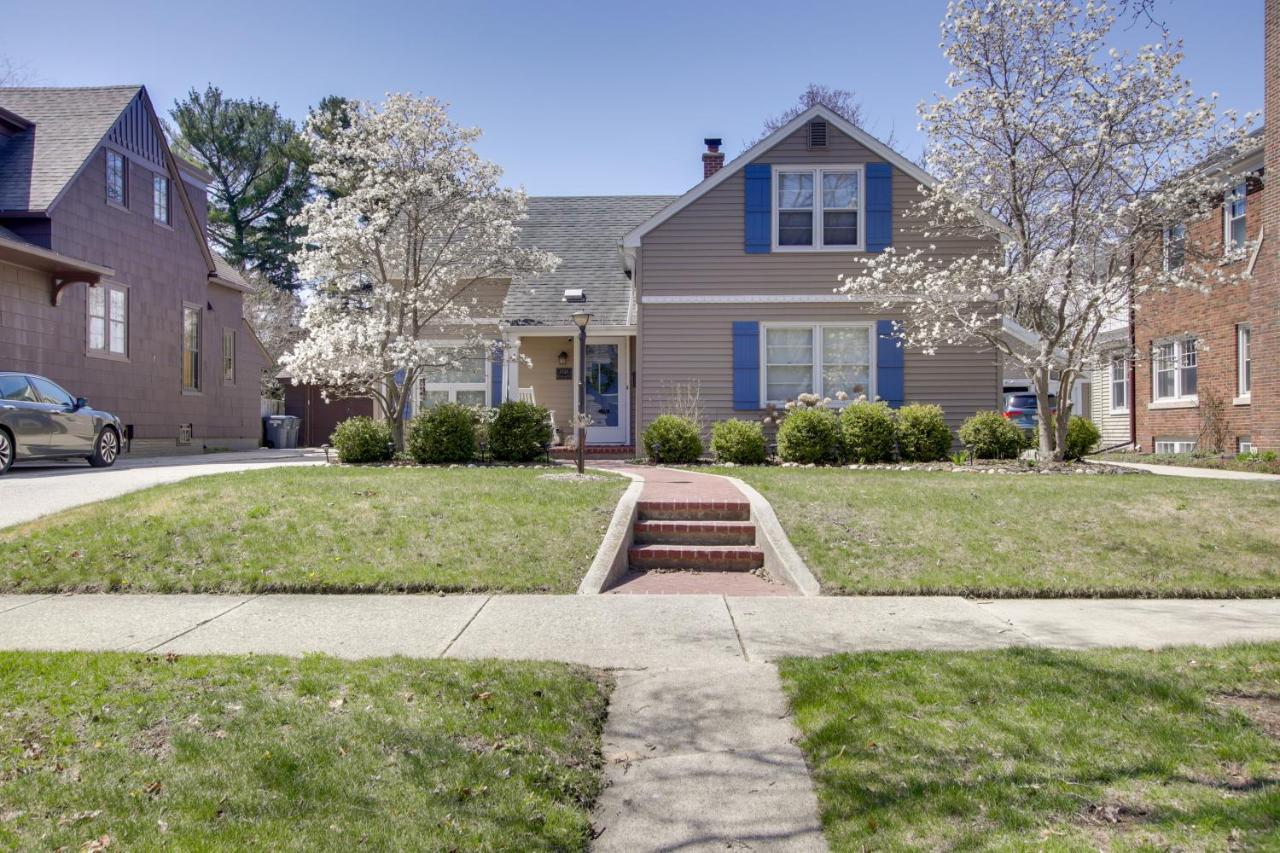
{"left": 723, "top": 467, "right": 1280, "bottom": 596}
{"left": 0, "top": 467, "right": 626, "bottom": 594}
{"left": 0, "top": 651, "right": 610, "bottom": 851}
{"left": 780, "top": 645, "right": 1280, "bottom": 851}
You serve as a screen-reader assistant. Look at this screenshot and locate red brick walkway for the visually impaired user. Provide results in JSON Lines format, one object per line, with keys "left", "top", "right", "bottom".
{"left": 590, "top": 463, "right": 796, "bottom": 596}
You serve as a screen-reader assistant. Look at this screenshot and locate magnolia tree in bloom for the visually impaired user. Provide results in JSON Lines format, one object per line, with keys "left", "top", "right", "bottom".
{"left": 281, "top": 94, "right": 557, "bottom": 448}
{"left": 840, "top": 0, "right": 1255, "bottom": 460}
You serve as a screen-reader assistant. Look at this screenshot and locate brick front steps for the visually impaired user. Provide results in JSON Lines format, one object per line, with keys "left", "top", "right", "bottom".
{"left": 626, "top": 499, "right": 765, "bottom": 573}
{"left": 633, "top": 520, "right": 756, "bottom": 546}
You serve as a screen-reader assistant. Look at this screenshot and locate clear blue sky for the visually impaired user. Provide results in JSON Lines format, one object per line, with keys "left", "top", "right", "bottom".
{"left": 2, "top": 0, "right": 1264, "bottom": 195}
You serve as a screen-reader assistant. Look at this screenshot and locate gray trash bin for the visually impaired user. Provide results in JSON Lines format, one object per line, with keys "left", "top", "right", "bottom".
{"left": 263, "top": 415, "right": 291, "bottom": 449}
{"left": 285, "top": 415, "right": 301, "bottom": 449}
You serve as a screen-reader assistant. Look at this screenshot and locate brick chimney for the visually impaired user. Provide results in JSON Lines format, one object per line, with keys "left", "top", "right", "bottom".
{"left": 702, "top": 138, "right": 725, "bottom": 179}
{"left": 1255, "top": 0, "right": 1280, "bottom": 448}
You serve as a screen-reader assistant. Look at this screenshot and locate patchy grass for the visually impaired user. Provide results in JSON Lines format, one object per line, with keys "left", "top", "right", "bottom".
{"left": 723, "top": 467, "right": 1280, "bottom": 597}
{"left": 0, "top": 651, "right": 610, "bottom": 851}
{"left": 0, "top": 467, "right": 626, "bottom": 594}
{"left": 1099, "top": 450, "right": 1280, "bottom": 476}
{"left": 780, "top": 645, "right": 1280, "bottom": 851}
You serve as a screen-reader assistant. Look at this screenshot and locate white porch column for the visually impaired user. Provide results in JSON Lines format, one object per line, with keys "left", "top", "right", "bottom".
{"left": 504, "top": 334, "right": 521, "bottom": 403}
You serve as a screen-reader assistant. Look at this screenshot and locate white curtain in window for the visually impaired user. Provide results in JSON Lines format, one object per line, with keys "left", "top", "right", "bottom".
{"left": 766, "top": 328, "right": 813, "bottom": 400}
{"left": 821, "top": 326, "right": 870, "bottom": 398}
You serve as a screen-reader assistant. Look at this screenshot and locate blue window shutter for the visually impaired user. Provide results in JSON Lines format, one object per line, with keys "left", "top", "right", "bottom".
{"left": 490, "top": 344, "right": 504, "bottom": 406}
{"left": 732, "top": 321, "right": 761, "bottom": 410}
{"left": 393, "top": 368, "right": 412, "bottom": 417}
{"left": 875, "top": 320, "right": 904, "bottom": 408}
{"left": 865, "top": 163, "right": 892, "bottom": 252}
{"left": 744, "top": 164, "right": 771, "bottom": 254}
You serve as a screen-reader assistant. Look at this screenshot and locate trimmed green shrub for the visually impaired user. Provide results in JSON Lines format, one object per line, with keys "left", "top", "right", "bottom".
{"left": 407, "top": 404, "right": 476, "bottom": 464}
{"left": 838, "top": 400, "right": 897, "bottom": 463}
{"left": 710, "top": 419, "right": 766, "bottom": 465}
{"left": 330, "top": 416, "right": 392, "bottom": 464}
{"left": 643, "top": 415, "right": 703, "bottom": 464}
{"left": 896, "top": 403, "right": 952, "bottom": 462}
{"left": 489, "top": 401, "right": 553, "bottom": 462}
{"left": 1065, "top": 415, "right": 1101, "bottom": 461}
{"left": 958, "top": 411, "right": 1026, "bottom": 460}
{"left": 776, "top": 408, "right": 840, "bottom": 465}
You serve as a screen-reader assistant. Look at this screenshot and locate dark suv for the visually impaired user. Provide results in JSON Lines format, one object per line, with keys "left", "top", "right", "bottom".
{"left": 0, "top": 372, "right": 124, "bottom": 475}
{"left": 1003, "top": 392, "right": 1057, "bottom": 431}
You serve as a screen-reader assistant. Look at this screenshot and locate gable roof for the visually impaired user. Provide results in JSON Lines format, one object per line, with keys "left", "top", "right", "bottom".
{"left": 621, "top": 104, "right": 936, "bottom": 249}
{"left": 504, "top": 195, "right": 676, "bottom": 327}
{"left": 0, "top": 86, "right": 142, "bottom": 213}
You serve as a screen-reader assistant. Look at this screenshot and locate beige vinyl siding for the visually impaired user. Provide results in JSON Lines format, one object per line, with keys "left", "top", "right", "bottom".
{"left": 1089, "top": 361, "right": 1132, "bottom": 448}
{"left": 634, "top": 120, "right": 1000, "bottom": 442}
{"left": 637, "top": 302, "right": 999, "bottom": 436}
{"left": 640, "top": 125, "right": 996, "bottom": 298}
{"left": 517, "top": 334, "right": 576, "bottom": 437}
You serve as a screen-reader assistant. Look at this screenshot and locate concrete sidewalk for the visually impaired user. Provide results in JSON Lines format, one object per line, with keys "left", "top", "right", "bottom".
{"left": 0, "top": 593, "right": 1276, "bottom": 663}
{"left": 0, "top": 448, "right": 324, "bottom": 528}
{"left": 1090, "top": 458, "right": 1280, "bottom": 481}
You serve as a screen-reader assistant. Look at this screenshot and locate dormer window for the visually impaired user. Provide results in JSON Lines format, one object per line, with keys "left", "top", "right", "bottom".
{"left": 773, "top": 165, "right": 863, "bottom": 251}
{"left": 106, "top": 150, "right": 127, "bottom": 207}
{"left": 153, "top": 174, "right": 170, "bottom": 224}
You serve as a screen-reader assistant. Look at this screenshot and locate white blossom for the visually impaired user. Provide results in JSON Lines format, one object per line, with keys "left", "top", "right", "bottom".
{"left": 281, "top": 94, "right": 557, "bottom": 446}
{"left": 840, "top": 0, "right": 1255, "bottom": 459}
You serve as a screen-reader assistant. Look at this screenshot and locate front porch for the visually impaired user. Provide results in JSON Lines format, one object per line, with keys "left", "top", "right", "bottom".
{"left": 502, "top": 329, "right": 637, "bottom": 451}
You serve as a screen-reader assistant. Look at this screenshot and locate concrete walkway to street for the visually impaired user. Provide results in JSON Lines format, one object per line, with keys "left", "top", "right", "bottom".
{"left": 1090, "top": 458, "right": 1280, "bottom": 481}
{"left": 0, "top": 448, "right": 325, "bottom": 528}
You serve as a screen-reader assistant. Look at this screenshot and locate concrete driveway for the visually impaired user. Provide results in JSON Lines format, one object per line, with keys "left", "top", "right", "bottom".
{"left": 0, "top": 448, "right": 325, "bottom": 528}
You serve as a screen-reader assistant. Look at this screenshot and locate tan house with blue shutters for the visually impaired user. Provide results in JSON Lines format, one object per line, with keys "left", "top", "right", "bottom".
{"left": 414, "top": 104, "right": 1002, "bottom": 451}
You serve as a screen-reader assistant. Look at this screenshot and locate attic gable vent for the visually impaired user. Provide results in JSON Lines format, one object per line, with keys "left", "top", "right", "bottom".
{"left": 807, "top": 119, "right": 828, "bottom": 149}
{"left": 563, "top": 288, "right": 586, "bottom": 303}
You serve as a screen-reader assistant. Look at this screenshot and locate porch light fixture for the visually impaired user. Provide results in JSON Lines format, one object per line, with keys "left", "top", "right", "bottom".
{"left": 572, "top": 311, "right": 592, "bottom": 473}
{"left": 558, "top": 351, "right": 568, "bottom": 367}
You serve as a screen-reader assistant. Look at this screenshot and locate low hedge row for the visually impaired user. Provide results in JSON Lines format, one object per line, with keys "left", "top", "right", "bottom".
{"left": 330, "top": 401, "right": 553, "bottom": 465}
{"left": 641, "top": 405, "right": 1098, "bottom": 465}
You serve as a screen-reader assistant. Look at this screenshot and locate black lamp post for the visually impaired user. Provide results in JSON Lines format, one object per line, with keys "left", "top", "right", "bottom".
{"left": 572, "top": 310, "right": 592, "bottom": 474}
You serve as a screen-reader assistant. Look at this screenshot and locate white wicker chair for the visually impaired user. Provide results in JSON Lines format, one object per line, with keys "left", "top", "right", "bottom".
{"left": 518, "top": 387, "right": 560, "bottom": 446}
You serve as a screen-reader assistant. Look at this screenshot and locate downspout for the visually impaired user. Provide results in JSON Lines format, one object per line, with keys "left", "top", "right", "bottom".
{"left": 1127, "top": 254, "right": 1138, "bottom": 450}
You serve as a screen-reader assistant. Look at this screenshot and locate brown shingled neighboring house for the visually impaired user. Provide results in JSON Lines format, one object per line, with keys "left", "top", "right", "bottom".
{"left": 0, "top": 85, "right": 267, "bottom": 454}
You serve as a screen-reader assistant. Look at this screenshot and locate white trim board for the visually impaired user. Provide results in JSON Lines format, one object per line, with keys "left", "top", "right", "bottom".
{"left": 620, "top": 104, "right": 937, "bottom": 250}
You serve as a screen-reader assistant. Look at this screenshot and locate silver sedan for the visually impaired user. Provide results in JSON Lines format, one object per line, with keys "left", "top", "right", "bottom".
{"left": 0, "top": 372, "right": 124, "bottom": 475}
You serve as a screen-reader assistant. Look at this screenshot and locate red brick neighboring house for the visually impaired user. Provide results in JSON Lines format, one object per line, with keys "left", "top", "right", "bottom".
{"left": 1131, "top": 132, "right": 1266, "bottom": 454}
{"left": 1131, "top": 0, "right": 1280, "bottom": 455}
{"left": 0, "top": 86, "right": 267, "bottom": 454}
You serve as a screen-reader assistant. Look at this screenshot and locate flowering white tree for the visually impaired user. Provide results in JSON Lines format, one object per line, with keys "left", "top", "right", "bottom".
{"left": 282, "top": 94, "right": 557, "bottom": 448}
{"left": 840, "top": 0, "right": 1254, "bottom": 459}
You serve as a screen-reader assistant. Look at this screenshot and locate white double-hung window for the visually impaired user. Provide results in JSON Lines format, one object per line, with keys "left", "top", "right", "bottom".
{"left": 1238, "top": 325, "right": 1252, "bottom": 398}
{"left": 1153, "top": 338, "right": 1197, "bottom": 401}
{"left": 1109, "top": 354, "right": 1128, "bottom": 413}
{"left": 1225, "top": 182, "right": 1247, "bottom": 254}
{"left": 418, "top": 344, "right": 488, "bottom": 409}
{"left": 773, "top": 166, "right": 863, "bottom": 251}
{"left": 763, "top": 324, "right": 873, "bottom": 404}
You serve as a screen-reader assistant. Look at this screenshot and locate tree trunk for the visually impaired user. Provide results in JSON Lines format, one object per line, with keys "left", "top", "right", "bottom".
{"left": 1033, "top": 369, "right": 1062, "bottom": 461}
{"left": 390, "top": 415, "right": 405, "bottom": 453}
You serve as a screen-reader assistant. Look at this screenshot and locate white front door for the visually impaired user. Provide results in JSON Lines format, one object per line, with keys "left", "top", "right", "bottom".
{"left": 581, "top": 336, "right": 629, "bottom": 445}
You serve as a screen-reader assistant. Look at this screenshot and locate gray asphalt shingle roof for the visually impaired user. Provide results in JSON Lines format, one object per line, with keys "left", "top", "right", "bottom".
{"left": 505, "top": 195, "right": 676, "bottom": 327}
{"left": 0, "top": 86, "right": 141, "bottom": 212}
